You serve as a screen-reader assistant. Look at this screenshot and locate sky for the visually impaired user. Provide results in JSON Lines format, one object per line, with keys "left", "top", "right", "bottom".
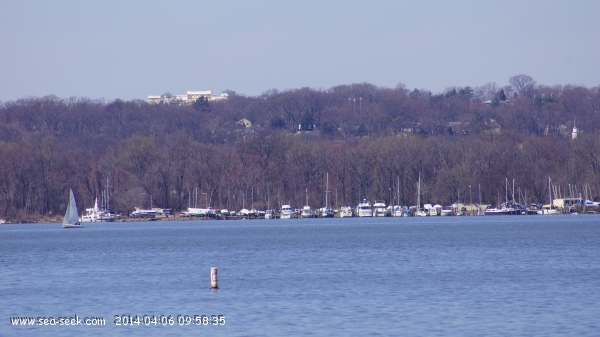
{"left": 1, "top": 0, "right": 598, "bottom": 102}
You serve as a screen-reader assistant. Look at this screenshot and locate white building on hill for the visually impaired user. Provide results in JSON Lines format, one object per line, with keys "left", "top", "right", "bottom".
{"left": 148, "top": 90, "right": 236, "bottom": 105}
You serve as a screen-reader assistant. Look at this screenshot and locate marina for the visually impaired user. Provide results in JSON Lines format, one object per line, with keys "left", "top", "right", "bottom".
{"left": 126, "top": 196, "right": 594, "bottom": 221}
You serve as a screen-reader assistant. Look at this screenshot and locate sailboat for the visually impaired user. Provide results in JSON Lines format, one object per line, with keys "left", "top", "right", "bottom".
{"left": 63, "top": 189, "right": 83, "bottom": 228}
{"left": 415, "top": 173, "right": 427, "bottom": 217}
{"left": 538, "top": 177, "right": 560, "bottom": 215}
{"left": 301, "top": 188, "right": 314, "bottom": 218}
{"left": 319, "top": 172, "right": 334, "bottom": 218}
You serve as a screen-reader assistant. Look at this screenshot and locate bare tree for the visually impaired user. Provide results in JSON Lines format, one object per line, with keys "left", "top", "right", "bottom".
{"left": 474, "top": 82, "right": 500, "bottom": 102}
{"left": 509, "top": 74, "right": 536, "bottom": 97}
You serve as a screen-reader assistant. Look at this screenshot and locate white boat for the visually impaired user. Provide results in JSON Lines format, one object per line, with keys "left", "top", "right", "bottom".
{"left": 280, "top": 205, "right": 293, "bottom": 219}
{"left": 414, "top": 174, "right": 427, "bottom": 216}
{"left": 485, "top": 203, "right": 519, "bottom": 215}
{"left": 301, "top": 188, "right": 313, "bottom": 218}
{"left": 428, "top": 204, "right": 442, "bottom": 216}
{"left": 319, "top": 173, "right": 334, "bottom": 218}
{"left": 265, "top": 209, "right": 274, "bottom": 219}
{"left": 81, "top": 198, "right": 115, "bottom": 222}
{"left": 81, "top": 198, "right": 101, "bottom": 222}
{"left": 98, "top": 211, "right": 116, "bottom": 222}
{"left": 537, "top": 207, "right": 560, "bottom": 215}
{"left": 131, "top": 207, "right": 158, "bottom": 218}
{"left": 392, "top": 205, "right": 404, "bottom": 217}
{"left": 63, "top": 189, "right": 83, "bottom": 228}
{"left": 319, "top": 207, "right": 334, "bottom": 218}
{"left": 396, "top": 205, "right": 411, "bottom": 217}
{"left": 373, "top": 200, "right": 388, "bottom": 217}
{"left": 356, "top": 199, "right": 373, "bottom": 217}
{"left": 187, "top": 207, "right": 216, "bottom": 217}
{"left": 339, "top": 206, "right": 353, "bottom": 217}
{"left": 486, "top": 178, "right": 526, "bottom": 215}
{"left": 537, "top": 177, "right": 561, "bottom": 215}
{"left": 440, "top": 207, "right": 453, "bottom": 216}
{"left": 82, "top": 180, "right": 116, "bottom": 222}
{"left": 415, "top": 209, "right": 428, "bottom": 217}
{"left": 301, "top": 205, "right": 314, "bottom": 218}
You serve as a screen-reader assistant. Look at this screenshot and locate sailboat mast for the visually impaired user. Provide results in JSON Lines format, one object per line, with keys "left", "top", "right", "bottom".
{"left": 478, "top": 184, "right": 481, "bottom": 215}
{"left": 397, "top": 175, "right": 400, "bottom": 217}
{"left": 106, "top": 178, "right": 110, "bottom": 211}
{"left": 397, "top": 175, "right": 400, "bottom": 206}
{"left": 505, "top": 178, "right": 508, "bottom": 203}
{"left": 417, "top": 173, "right": 421, "bottom": 209}
{"left": 306, "top": 188, "right": 308, "bottom": 206}
{"left": 512, "top": 179, "right": 515, "bottom": 203}
{"left": 549, "top": 177, "right": 552, "bottom": 208}
{"left": 325, "top": 172, "right": 329, "bottom": 208}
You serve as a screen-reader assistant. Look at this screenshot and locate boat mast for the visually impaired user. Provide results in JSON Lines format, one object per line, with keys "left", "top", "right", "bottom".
{"left": 305, "top": 188, "right": 308, "bottom": 206}
{"left": 478, "top": 184, "right": 481, "bottom": 215}
{"left": 325, "top": 172, "right": 329, "bottom": 208}
{"left": 548, "top": 177, "right": 552, "bottom": 209}
{"left": 417, "top": 173, "right": 421, "bottom": 210}
{"left": 505, "top": 178, "right": 508, "bottom": 204}
{"left": 397, "top": 175, "right": 400, "bottom": 206}
{"left": 106, "top": 178, "right": 110, "bottom": 212}
{"left": 512, "top": 179, "right": 515, "bottom": 204}
{"left": 397, "top": 175, "right": 400, "bottom": 217}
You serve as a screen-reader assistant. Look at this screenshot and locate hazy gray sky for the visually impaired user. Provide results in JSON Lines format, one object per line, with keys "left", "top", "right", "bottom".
{"left": 1, "top": 0, "right": 598, "bottom": 102}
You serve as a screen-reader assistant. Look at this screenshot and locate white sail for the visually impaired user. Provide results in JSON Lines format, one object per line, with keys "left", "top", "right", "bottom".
{"left": 63, "top": 189, "right": 83, "bottom": 228}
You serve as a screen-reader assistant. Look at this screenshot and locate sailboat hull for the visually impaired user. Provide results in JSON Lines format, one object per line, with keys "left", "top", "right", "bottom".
{"left": 62, "top": 223, "right": 84, "bottom": 228}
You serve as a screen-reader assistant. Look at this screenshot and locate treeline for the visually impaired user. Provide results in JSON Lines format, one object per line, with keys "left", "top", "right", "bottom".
{"left": 0, "top": 75, "right": 599, "bottom": 220}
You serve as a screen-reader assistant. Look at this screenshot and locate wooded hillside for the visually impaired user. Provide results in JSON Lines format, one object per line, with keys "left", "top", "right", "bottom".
{"left": 1, "top": 75, "right": 599, "bottom": 221}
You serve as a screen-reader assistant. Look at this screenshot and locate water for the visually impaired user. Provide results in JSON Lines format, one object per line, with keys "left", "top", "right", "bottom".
{"left": 1, "top": 215, "right": 599, "bottom": 336}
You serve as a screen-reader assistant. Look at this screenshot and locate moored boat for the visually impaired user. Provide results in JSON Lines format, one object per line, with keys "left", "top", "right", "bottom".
{"left": 280, "top": 205, "right": 293, "bottom": 219}
{"left": 301, "top": 205, "right": 314, "bottom": 218}
{"left": 537, "top": 206, "right": 560, "bottom": 215}
{"left": 484, "top": 203, "right": 521, "bottom": 215}
{"left": 318, "top": 207, "right": 334, "bottom": 218}
{"left": 537, "top": 177, "right": 561, "bottom": 215}
{"left": 373, "top": 200, "right": 388, "bottom": 217}
{"left": 440, "top": 206, "right": 453, "bottom": 216}
{"left": 339, "top": 206, "right": 353, "bottom": 217}
{"left": 356, "top": 199, "right": 373, "bottom": 217}
{"left": 131, "top": 207, "right": 158, "bottom": 218}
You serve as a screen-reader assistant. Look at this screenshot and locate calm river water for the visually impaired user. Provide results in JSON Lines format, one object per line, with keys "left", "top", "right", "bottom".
{"left": 1, "top": 215, "right": 599, "bottom": 336}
